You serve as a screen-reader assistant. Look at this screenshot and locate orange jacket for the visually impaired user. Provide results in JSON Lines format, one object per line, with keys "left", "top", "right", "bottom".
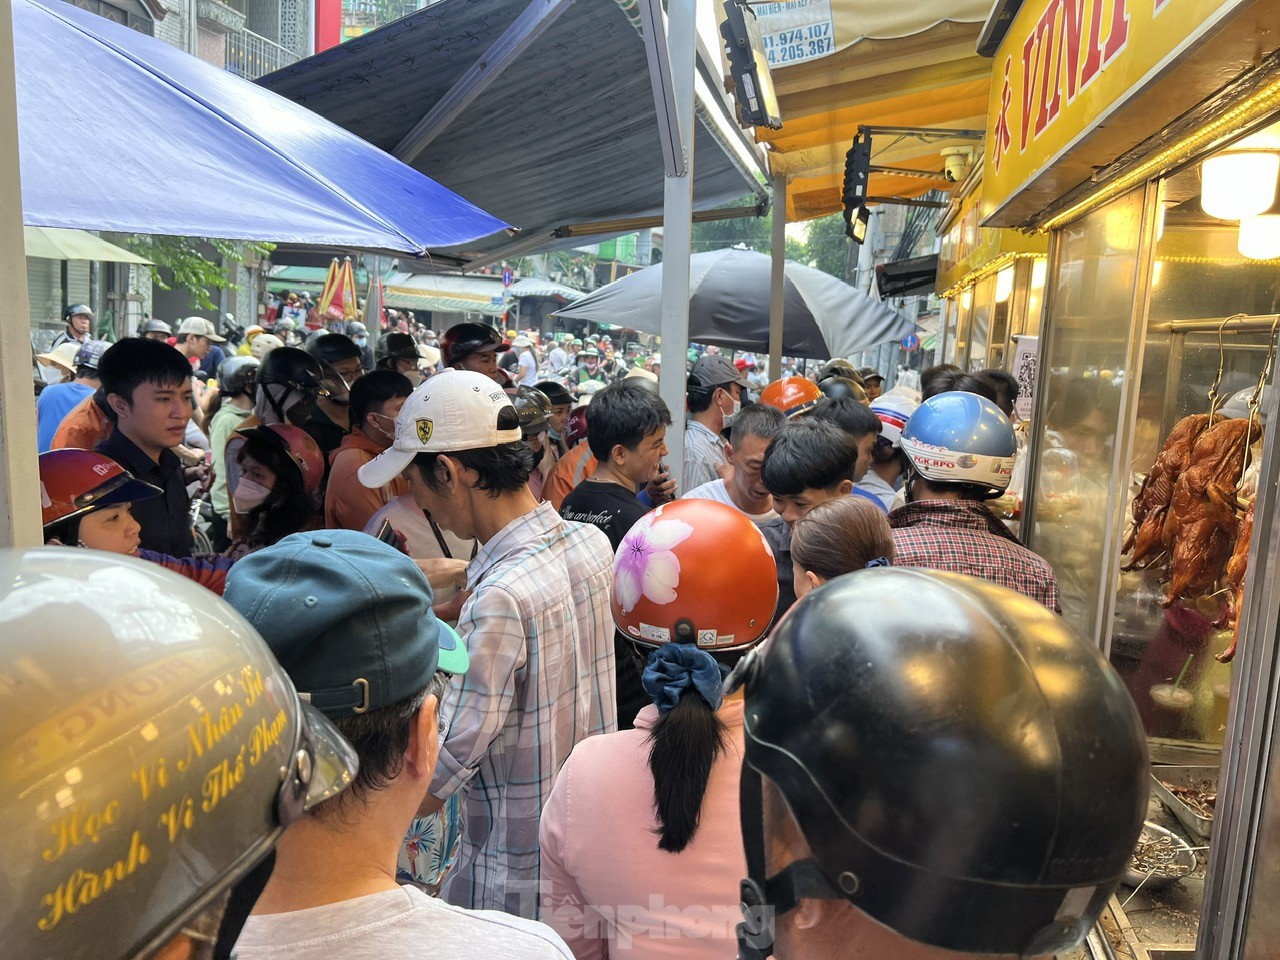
{"left": 545, "top": 443, "right": 597, "bottom": 511}
{"left": 50, "top": 393, "right": 113, "bottom": 450}
{"left": 324, "top": 429, "right": 410, "bottom": 532}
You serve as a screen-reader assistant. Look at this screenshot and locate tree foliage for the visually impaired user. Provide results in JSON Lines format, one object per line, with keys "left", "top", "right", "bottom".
{"left": 126, "top": 235, "right": 274, "bottom": 311}
{"left": 690, "top": 206, "right": 846, "bottom": 276}
{"left": 690, "top": 206, "right": 805, "bottom": 262}
{"left": 802, "top": 212, "right": 855, "bottom": 283}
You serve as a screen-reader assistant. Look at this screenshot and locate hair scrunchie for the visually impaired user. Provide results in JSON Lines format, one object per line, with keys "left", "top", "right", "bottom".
{"left": 865, "top": 556, "right": 891, "bottom": 568}
{"left": 641, "top": 644, "right": 725, "bottom": 714}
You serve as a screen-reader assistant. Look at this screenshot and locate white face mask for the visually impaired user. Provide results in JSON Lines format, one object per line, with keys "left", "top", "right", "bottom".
{"left": 233, "top": 478, "right": 272, "bottom": 514}
{"left": 720, "top": 388, "right": 740, "bottom": 420}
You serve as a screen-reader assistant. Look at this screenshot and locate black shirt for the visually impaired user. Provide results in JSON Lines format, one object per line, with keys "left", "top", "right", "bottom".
{"left": 303, "top": 406, "right": 349, "bottom": 462}
{"left": 561, "top": 478, "right": 652, "bottom": 728}
{"left": 96, "top": 429, "right": 195, "bottom": 558}
{"left": 560, "top": 479, "right": 650, "bottom": 551}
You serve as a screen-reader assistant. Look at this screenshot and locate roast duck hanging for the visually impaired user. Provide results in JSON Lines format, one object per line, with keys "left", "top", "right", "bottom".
{"left": 1122, "top": 414, "right": 1261, "bottom": 663}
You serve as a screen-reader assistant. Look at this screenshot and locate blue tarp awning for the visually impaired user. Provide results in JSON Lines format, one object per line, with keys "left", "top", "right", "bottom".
{"left": 13, "top": 0, "right": 507, "bottom": 255}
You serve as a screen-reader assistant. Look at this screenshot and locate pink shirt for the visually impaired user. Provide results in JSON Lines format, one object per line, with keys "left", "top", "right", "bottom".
{"left": 539, "top": 699, "right": 746, "bottom": 960}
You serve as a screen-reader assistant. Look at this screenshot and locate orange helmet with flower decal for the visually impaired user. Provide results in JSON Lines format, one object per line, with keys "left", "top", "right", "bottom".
{"left": 760, "top": 376, "right": 822, "bottom": 418}
{"left": 611, "top": 499, "right": 779, "bottom": 652}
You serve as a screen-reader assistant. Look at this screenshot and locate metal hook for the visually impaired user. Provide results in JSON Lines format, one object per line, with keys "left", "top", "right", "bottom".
{"left": 1239, "top": 314, "right": 1280, "bottom": 491}
{"left": 1208, "top": 314, "right": 1248, "bottom": 419}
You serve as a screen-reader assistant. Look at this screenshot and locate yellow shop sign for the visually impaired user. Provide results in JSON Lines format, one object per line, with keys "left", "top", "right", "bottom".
{"left": 984, "top": 0, "right": 1249, "bottom": 220}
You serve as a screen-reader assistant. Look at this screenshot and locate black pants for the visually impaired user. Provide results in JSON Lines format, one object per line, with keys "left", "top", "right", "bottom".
{"left": 207, "top": 511, "right": 231, "bottom": 553}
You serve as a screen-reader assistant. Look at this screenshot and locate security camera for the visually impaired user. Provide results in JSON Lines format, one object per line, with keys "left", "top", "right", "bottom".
{"left": 940, "top": 147, "right": 973, "bottom": 183}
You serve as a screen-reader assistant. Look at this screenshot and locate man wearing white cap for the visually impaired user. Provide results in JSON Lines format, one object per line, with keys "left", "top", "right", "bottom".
{"left": 358, "top": 368, "right": 616, "bottom": 920}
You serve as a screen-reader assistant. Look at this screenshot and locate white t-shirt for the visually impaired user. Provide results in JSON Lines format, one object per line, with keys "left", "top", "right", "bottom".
{"left": 518, "top": 350, "right": 538, "bottom": 385}
{"left": 234, "top": 885, "right": 572, "bottom": 960}
{"left": 684, "top": 478, "right": 778, "bottom": 524}
{"left": 363, "top": 495, "right": 476, "bottom": 561}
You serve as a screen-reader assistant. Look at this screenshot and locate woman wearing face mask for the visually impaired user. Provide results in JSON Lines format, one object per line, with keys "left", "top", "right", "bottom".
{"left": 324, "top": 370, "right": 415, "bottom": 531}
{"left": 227, "top": 423, "right": 325, "bottom": 558}
{"left": 39, "top": 449, "right": 235, "bottom": 593}
{"left": 789, "top": 495, "right": 895, "bottom": 600}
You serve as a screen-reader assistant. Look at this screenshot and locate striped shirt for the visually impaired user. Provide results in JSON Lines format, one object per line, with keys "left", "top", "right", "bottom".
{"left": 432, "top": 501, "right": 618, "bottom": 919}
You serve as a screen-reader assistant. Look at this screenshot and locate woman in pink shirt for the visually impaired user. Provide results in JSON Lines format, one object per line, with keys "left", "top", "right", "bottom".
{"left": 540, "top": 500, "right": 780, "bottom": 959}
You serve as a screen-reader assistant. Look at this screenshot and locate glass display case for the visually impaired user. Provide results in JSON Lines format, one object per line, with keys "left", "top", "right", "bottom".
{"left": 1022, "top": 122, "right": 1280, "bottom": 958}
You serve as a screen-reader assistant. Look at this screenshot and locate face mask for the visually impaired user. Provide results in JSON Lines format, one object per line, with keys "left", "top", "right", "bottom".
{"left": 354, "top": 337, "right": 368, "bottom": 349}
{"left": 369, "top": 412, "right": 396, "bottom": 442}
{"left": 402, "top": 368, "right": 423, "bottom": 387}
{"left": 720, "top": 389, "right": 740, "bottom": 421}
{"left": 233, "top": 478, "right": 272, "bottom": 514}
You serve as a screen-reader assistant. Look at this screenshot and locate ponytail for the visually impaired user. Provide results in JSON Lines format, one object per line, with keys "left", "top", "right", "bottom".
{"left": 642, "top": 644, "right": 729, "bottom": 853}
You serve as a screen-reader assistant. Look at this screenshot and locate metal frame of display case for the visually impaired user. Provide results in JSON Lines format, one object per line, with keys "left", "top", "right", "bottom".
{"left": 1201, "top": 375, "right": 1280, "bottom": 959}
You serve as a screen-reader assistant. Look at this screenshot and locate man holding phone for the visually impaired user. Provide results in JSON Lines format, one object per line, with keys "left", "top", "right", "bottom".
{"left": 559, "top": 380, "right": 672, "bottom": 728}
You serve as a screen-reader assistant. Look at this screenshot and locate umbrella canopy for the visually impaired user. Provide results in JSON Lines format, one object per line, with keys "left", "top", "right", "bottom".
{"left": 13, "top": 0, "right": 508, "bottom": 255}
{"left": 362, "top": 274, "right": 385, "bottom": 331}
{"left": 318, "top": 258, "right": 358, "bottom": 323}
{"left": 553, "top": 249, "right": 916, "bottom": 360}
{"left": 23, "top": 227, "right": 152, "bottom": 264}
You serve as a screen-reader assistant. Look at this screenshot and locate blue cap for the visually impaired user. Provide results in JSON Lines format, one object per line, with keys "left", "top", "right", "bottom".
{"left": 224, "top": 529, "right": 467, "bottom": 718}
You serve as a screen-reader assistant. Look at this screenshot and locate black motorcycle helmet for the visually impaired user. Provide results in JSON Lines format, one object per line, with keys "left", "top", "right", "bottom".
{"left": 817, "top": 376, "right": 866, "bottom": 402}
{"left": 377, "top": 332, "right": 421, "bottom": 364}
{"left": 139, "top": 318, "right": 173, "bottom": 338}
{"left": 217, "top": 355, "right": 260, "bottom": 400}
{"left": 305, "top": 333, "right": 363, "bottom": 396}
{"left": 257, "top": 347, "right": 326, "bottom": 424}
{"left": 533, "top": 380, "right": 574, "bottom": 407}
{"left": 728, "top": 569, "right": 1148, "bottom": 959}
{"left": 439, "top": 322, "right": 508, "bottom": 367}
{"left": 513, "top": 386, "right": 551, "bottom": 436}
{"left": 817, "top": 358, "right": 863, "bottom": 385}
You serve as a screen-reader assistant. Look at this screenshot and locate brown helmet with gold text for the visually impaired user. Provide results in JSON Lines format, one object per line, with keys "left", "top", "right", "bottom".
{"left": 0, "top": 548, "right": 357, "bottom": 960}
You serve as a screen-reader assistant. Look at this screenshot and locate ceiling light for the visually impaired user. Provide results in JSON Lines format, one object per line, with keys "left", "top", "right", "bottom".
{"left": 1238, "top": 213, "right": 1280, "bottom": 260}
{"left": 1201, "top": 150, "right": 1279, "bottom": 220}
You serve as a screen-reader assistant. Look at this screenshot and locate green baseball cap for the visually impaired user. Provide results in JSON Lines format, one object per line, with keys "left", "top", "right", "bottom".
{"left": 225, "top": 529, "right": 468, "bottom": 718}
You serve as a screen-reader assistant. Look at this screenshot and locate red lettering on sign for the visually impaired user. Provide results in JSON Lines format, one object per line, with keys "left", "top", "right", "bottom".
{"left": 1013, "top": 0, "right": 1134, "bottom": 153}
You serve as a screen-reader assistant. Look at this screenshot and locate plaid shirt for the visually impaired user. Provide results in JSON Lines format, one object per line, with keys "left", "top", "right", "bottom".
{"left": 432, "top": 501, "right": 617, "bottom": 918}
{"left": 889, "top": 500, "right": 1062, "bottom": 613}
{"left": 683, "top": 419, "right": 728, "bottom": 492}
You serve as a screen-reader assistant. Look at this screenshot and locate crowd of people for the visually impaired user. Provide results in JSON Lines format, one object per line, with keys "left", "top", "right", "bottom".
{"left": 8, "top": 307, "right": 1152, "bottom": 960}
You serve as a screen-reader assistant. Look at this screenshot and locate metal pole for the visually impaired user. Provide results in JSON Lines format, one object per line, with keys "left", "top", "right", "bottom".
{"left": 768, "top": 172, "right": 786, "bottom": 382}
{"left": 0, "top": 0, "right": 41, "bottom": 547}
{"left": 657, "top": 0, "right": 695, "bottom": 490}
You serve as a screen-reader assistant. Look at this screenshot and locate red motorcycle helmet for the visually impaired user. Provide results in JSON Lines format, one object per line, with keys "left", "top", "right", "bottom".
{"left": 38, "top": 449, "right": 161, "bottom": 529}
{"left": 760, "top": 376, "right": 822, "bottom": 418}
{"left": 236, "top": 423, "right": 325, "bottom": 494}
{"left": 612, "top": 499, "right": 779, "bottom": 652}
{"left": 563, "top": 406, "right": 589, "bottom": 448}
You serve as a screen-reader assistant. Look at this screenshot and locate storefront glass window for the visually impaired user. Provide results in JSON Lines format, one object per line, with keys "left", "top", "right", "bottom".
{"left": 967, "top": 274, "right": 993, "bottom": 370}
{"left": 1024, "top": 257, "right": 1046, "bottom": 339}
{"left": 953, "top": 290, "right": 972, "bottom": 366}
{"left": 1027, "top": 188, "right": 1143, "bottom": 638}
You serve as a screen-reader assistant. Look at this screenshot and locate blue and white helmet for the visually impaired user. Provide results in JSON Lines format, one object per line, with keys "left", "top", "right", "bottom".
{"left": 900, "top": 391, "right": 1017, "bottom": 496}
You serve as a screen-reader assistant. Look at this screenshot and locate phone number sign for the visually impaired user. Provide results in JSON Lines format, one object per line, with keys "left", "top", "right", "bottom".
{"left": 755, "top": 0, "right": 835, "bottom": 67}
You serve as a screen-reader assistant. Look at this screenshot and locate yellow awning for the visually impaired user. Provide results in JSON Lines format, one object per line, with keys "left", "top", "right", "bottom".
{"left": 761, "top": 13, "right": 992, "bottom": 222}
{"left": 24, "top": 226, "right": 152, "bottom": 264}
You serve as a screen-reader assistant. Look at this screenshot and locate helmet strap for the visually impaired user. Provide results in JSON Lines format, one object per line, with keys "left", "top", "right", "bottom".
{"left": 737, "top": 764, "right": 842, "bottom": 960}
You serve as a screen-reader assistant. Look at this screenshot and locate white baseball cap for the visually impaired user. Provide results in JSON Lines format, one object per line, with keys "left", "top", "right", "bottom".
{"left": 358, "top": 368, "right": 522, "bottom": 489}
